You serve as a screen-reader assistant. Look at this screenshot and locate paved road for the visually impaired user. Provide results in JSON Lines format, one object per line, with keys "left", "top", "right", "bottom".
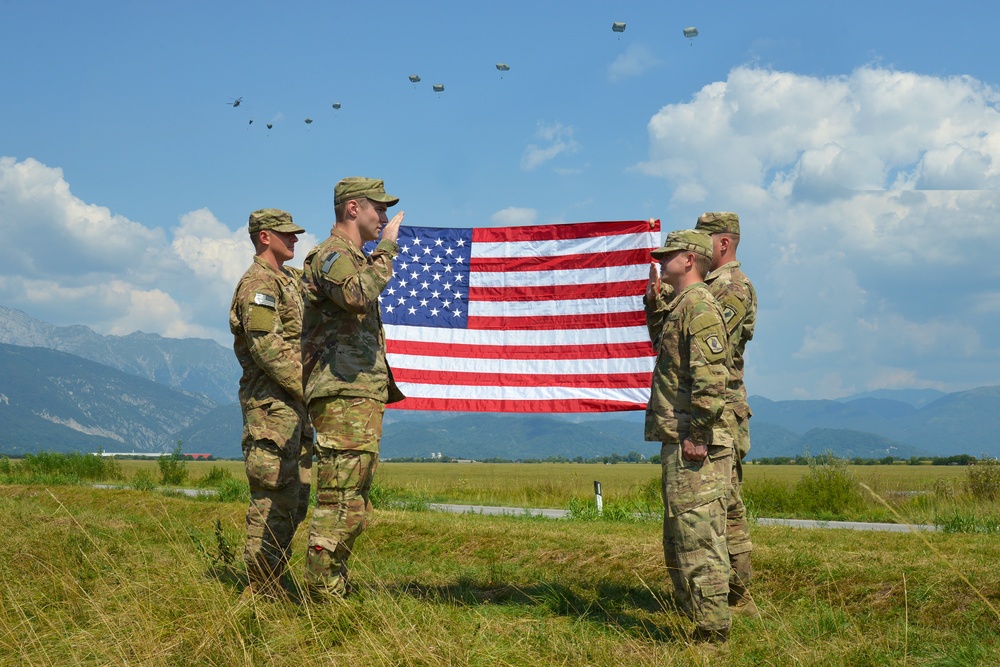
{"left": 93, "top": 486, "right": 938, "bottom": 532}
{"left": 429, "top": 502, "right": 939, "bottom": 532}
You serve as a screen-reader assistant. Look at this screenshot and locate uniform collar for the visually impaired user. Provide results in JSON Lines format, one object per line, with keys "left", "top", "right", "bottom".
{"left": 706, "top": 260, "right": 740, "bottom": 282}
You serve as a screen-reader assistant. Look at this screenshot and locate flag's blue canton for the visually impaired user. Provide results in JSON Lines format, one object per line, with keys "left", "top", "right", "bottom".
{"left": 369, "top": 226, "right": 473, "bottom": 328}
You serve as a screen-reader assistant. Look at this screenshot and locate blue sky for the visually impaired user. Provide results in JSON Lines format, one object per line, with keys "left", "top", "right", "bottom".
{"left": 2, "top": 1, "right": 999, "bottom": 400}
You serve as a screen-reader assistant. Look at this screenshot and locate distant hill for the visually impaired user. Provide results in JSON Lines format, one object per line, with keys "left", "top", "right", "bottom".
{"left": 0, "top": 305, "right": 239, "bottom": 404}
{"left": 795, "top": 428, "right": 928, "bottom": 459}
{"left": 835, "top": 388, "right": 946, "bottom": 408}
{"left": 2, "top": 303, "right": 997, "bottom": 461}
{"left": 381, "top": 412, "right": 657, "bottom": 461}
{"left": 749, "top": 386, "right": 1000, "bottom": 458}
{"left": 0, "top": 343, "right": 217, "bottom": 455}
{"left": 169, "top": 402, "right": 244, "bottom": 458}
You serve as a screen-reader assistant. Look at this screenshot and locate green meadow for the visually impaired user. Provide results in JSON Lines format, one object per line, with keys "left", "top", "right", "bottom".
{"left": 2, "top": 455, "right": 999, "bottom": 665}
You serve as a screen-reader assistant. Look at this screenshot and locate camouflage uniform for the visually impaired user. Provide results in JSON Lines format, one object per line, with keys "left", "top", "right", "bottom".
{"left": 300, "top": 177, "right": 402, "bottom": 597}
{"left": 229, "top": 209, "right": 312, "bottom": 592}
{"left": 698, "top": 212, "right": 758, "bottom": 607}
{"left": 645, "top": 229, "right": 732, "bottom": 637}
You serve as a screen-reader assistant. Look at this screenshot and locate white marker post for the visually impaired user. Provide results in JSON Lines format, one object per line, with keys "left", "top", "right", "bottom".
{"left": 594, "top": 480, "right": 603, "bottom": 516}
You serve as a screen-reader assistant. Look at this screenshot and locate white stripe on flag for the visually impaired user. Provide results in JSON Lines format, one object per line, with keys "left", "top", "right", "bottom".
{"left": 468, "top": 296, "right": 641, "bottom": 318}
{"left": 387, "top": 353, "right": 653, "bottom": 375}
{"left": 384, "top": 324, "right": 651, "bottom": 346}
{"left": 470, "top": 264, "right": 650, "bottom": 286}
{"left": 473, "top": 231, "right": 657, "bottom": 258}
{"left": 394, "top": 383, "right": 651, "bottom": 404}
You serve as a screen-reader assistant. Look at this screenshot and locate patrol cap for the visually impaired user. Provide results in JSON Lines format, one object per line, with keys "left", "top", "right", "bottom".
{"left": 651, "top": 229, "right": 713, "bottom": 260}
{"left": 695, "top": 211, "right": 740, "bottom": 235}
{"left": 248, "top": 208, "right": 305, "bottom": 234}
{"left": 334, "top": 177, "right": 400, "bottom": 207}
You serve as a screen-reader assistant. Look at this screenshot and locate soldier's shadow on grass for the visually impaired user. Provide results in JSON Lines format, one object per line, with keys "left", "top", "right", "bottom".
{"left": 386, "top": 577, "right": 685, "bottom": 642}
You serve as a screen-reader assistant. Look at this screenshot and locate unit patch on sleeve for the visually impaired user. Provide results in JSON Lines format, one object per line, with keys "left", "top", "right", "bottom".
{"left": 253, "top": 292, "right": 277, "bottom": 308}
{"left": 320, "top": 252, "right": 341, "bottom": 275}
{"left": 695, "top": 330, "right": 726, "bottom": 363}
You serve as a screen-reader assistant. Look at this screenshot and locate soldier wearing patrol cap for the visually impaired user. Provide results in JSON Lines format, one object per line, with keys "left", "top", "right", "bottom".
{"left": 644, "top": 228, "right": 733, "bottom": 643}
{"left": 695, "top": 212, "right": 758, "bottom": 616}
{"left": 300, "top": 177, "right": 405, "bottom": 599}
{"left": 229, "top": 208, "right": 313, "bottom": 596}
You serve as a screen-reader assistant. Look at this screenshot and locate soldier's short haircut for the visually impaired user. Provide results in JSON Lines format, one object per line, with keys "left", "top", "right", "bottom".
{"left": 693, "top": 253, "right": 712, "bottom": 277}
{"left": 334, "top": 197, "right": 371, "bottom": 222}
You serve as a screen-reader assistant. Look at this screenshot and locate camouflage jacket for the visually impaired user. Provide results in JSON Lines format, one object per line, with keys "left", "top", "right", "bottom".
{"left": 644, "top": 282, "right": 729, "bottom": 444}
{"left": 704, "top": 260, "right": 757, "bottom": 417}
{"left": 301, "top": 227, "right": 400, "bottom": 404}
{"left": 229, "top": 256, "right": 305, "bottom": 411}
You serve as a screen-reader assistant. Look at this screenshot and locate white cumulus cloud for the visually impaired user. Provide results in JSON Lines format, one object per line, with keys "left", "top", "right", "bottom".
{"left": 521, "top": 122, "right": 580, "bottom": 171}
{"left": 638, "top": 66, "right": 1000, "bottom": 397}
{"left": 0, "top": 156, "right": 316, "bottom": 343}
{"left": 607, "top": 43, "right": 661, "bottom": 82}
{"left": 490, "top": 207, "right": 538, "bottom": 226}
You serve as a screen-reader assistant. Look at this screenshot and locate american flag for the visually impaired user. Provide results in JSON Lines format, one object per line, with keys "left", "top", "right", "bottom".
{"left": 371, "top": 219, "right": 660, "bottom": 412}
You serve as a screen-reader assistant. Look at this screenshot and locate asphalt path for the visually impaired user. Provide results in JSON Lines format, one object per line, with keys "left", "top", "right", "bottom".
{"left": 428, "top": 503, "right": 939, "bottom": 532}
{"left": 92, "top": 486, "right": 938, "bottom": 532}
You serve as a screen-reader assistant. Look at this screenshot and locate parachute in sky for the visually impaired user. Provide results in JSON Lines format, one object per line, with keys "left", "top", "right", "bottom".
{"left": 432, "top": 84, "right": 444, "bottom": 93}
{"left": 495, "top": 63, "right": 510, "bottom": 72}
{"left": 612, "top": 22, "right": 626, "bottom": 33}
{"left": 304, "top": 118, "right": 313, "bottom": 124}
{"left": 683, "top": 26, "right": 699, "bottom": 40}
{"left": 332, "top": 102, "right": 341, "bottom": 110}
{"left": 409, "top": 74, "right": 421, "bottom": 83}
{"left": 266, "top": 123, "right": 273, "bottom": 129}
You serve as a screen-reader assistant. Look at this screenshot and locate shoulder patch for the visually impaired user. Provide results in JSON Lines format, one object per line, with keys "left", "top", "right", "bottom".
{"left": 720, "top": 295, "right": 747, "bottom": 333}
{"left": 247, "top": 304, "right": 276, "bottom": 332}
{"left": 253, "top": 292, "right": 276, "bottom": 309}
{"left": 320, "top": 252, "right": 341, "bottom": 275}
{"left": 696, "top": 329, "right": 727, "bottom": 363}
{"left": 320, "top": 250, "right": 356, "bottom": 282}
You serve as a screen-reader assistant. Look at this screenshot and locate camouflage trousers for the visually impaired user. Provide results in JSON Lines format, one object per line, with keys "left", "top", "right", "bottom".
{"left": 305, "top": 396, "right": 384, "bottom": 597}
{"left": 241, "top": 400, "right": 313, "bottom": 590}
{"left": 724, "top": 408, "right": 753, "bottom": 604}
{"left": 661, "top": 440, "right": 732, "bottom": 634}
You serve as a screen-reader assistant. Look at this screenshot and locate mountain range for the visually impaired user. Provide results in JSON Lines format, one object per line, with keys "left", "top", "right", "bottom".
{"left": 1, "top": 305, "right": 997, "bottom": 460}
{"left": 0, "top": 305, "right": 239, "bottom": 404}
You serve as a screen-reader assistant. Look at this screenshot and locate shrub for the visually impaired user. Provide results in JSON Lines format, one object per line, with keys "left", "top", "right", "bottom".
{"left": 131, "top": 469, "right": 157, "bottom": 491}
{"left": 965, "top": 458, "right": 1000, "bottom": 501}
{"left": 215, "top": 478, "right": 250, "bottom": 504}
{"left": 794, "top": 456, "right": 862, "bottom": 517}
{"left": 3, "top": 451, "right": 123, "bottom": 483}
{"left": 196, "top": 465, "right": 233, "bottom": 488}
{"left": 158, "top": 441, "right": 188, "bottom": 486}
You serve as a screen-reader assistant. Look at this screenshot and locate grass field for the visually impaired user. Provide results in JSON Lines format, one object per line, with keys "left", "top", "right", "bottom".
{"left": 116, "top": 460, "right": 969, "bottom": 503}
{"left": 2, "top": 483, "right": 998, "bottom": 666}
{"left": 94, "top": 458, "right": 1000, "bottom": 530}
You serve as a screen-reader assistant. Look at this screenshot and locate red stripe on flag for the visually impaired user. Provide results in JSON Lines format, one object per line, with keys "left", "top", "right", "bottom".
{"left": 472, "top": 219, "right": 659, "bottom": 243}
{"left": 391, "top": 368, "right": 652, "bottom": 389}
{"left": 468, "top": 280, "right": 647, "bottom": 302}
{"left": 467, "top": 311, "right": 646, "bottom": 331}
{"left": 470, "top": 248, "right": 652, "bottom": 273}
{"left": 386, "top": 339, "right": 654, "bottom": 360}
{"left": 392, "top": 396, "right": 649, "bottom": 412}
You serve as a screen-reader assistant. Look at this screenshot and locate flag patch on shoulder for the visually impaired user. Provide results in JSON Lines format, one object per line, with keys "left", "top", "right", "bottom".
{"left": 253, "top": 293, "right": 276, "bottom": 308}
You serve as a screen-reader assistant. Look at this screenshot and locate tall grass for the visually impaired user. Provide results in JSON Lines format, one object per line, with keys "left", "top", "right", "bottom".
{"left": 0, "top": 451, "right": 123, "bottom": 484}
{"left": 1, "top": 484, "right": 998, "bottom": 665}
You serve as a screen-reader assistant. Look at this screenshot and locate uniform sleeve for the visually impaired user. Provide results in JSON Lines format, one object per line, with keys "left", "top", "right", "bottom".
{"left": 311, "top": 239, "right": 398, "bottom": 314}
{"left": 714, "top": 281, "right": 753, "bottom": 341}
{"left": 238, "top": 285, "right": 304, "bottom": 404}
{"left": 644, "top": 283, "right": 675, "bottom": 350}
{"left": 686, "top": 309, "right": 728, "bottom": 444}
